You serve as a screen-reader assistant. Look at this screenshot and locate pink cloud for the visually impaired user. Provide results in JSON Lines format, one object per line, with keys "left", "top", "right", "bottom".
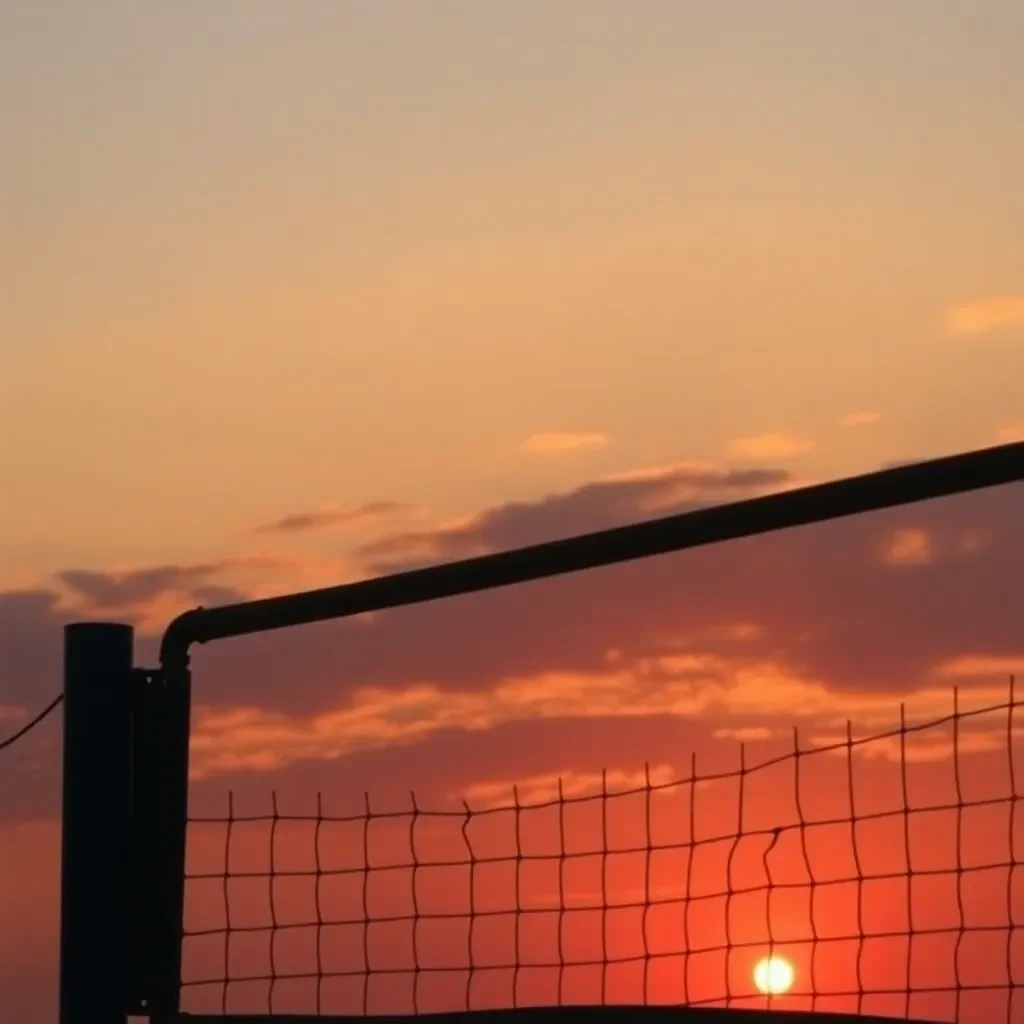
{"left": 881, "top": 527, "right": 933, "bottom": 566}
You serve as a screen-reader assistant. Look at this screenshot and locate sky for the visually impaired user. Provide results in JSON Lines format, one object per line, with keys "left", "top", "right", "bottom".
{"left": 1, "top": 2, "right": 1024, "bottom": 1022}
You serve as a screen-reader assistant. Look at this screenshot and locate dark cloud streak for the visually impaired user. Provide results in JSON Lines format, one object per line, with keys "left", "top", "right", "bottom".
{"left": 252, "top": 501, "right": 408, "bottom": 535}
{"left": 58, "top": 565, "right": 222, "bottom": 609}
{"left": 358, "top": 465, "right": 792, "bottom": 570}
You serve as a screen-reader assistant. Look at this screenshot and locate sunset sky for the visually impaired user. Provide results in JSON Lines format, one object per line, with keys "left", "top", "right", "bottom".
{"left": 2, "top": 3, "right": 1024, "bottom": 1022}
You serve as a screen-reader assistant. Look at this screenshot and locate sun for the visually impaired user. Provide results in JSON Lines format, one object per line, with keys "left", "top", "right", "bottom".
{"left": 753, "top": 955, "right": 795, "bottom": 996}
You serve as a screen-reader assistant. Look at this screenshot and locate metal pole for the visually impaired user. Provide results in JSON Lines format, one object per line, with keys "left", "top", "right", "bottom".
{"left": 126, "top": 662, "right": 191, "bottom": 1017}
{"left": 161, "top": 440, "right": 1024, "bottom": 667}
{"left": 59, "top": 622, "right": 133, "bottom": 1024}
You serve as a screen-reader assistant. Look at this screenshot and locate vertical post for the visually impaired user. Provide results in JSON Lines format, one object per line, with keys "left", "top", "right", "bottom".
{"left": 127, "top": 660, "right": 192, "bottom": 1017}
{"left": 59, "top": 622, "right": 133, "bottom": 1024}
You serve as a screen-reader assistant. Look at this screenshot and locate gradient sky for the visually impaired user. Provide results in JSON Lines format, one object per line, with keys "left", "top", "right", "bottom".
{"left": 2, "top": 3, "right": 1023, "bottom": 1022}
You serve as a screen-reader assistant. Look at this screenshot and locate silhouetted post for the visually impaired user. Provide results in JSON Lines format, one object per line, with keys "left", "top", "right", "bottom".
{"left": 59, "top": 622, "right": 133, "bottom": 1024}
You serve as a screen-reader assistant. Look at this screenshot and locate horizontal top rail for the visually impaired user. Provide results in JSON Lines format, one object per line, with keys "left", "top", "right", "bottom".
{"left": 160, "top": 440, "right": 1024, "bottom": 671}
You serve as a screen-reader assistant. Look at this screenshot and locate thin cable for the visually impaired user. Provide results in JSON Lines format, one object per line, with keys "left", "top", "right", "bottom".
{"left": 0, "top": 693, "right": 62, "bottom": 752}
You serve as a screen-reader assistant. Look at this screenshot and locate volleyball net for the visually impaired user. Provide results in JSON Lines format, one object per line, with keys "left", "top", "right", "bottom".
{"left": 177, "top": 688, "right": 1022, "bottom": 1022}
{"left": 55, "top": 441, "right": 1024, "bottom": 1024}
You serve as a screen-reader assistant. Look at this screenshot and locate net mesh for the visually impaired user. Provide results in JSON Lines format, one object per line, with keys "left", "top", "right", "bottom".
{"left": 179, "top": 682, "right": 1023, "bottom": 1021}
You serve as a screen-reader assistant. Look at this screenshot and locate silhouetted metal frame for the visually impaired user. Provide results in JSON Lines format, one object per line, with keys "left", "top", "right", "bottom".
{"left": 160, "top": 441, "right": 1024, "bottom": 671}
{"left": 125, "top": 666, "right": 192, "bottom": 1018}
{"left": 150, "top": 440, "right": 1023, "bottom": 1020}
{"left": 60, "top": 627, "right": 192, "bottom": 1023}
{"left": 60, "top": 623, "right": 135, "bottom": 1024}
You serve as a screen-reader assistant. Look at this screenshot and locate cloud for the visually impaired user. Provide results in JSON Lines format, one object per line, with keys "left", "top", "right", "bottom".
{"left": 252, "top": 501, "right": 410, "bottom": 535}
{"left": 356, "top": 462, "right": 792, "bottom": 571}
{"left": 50, "top": 550, "right": 367, "bottom": 635}
{"left": 841, "top": 411, "right": 882, "bottom": 427}
{"left": 520, "top": 432, "right": 609, "bottom": 454}
{"left": 726, "top": 431, "right": 815, "bottom": 460}
{"left": 5, "top": 452, "right": 1022, "bottom": 817}
{"left": 945, "top": 296, "right": 1024, "bottom": 336}
{"left": 178, "top": 461, "right": 1024, "bottom": 737}
{"left": 808, "top": 725, "right": 1019, "bottom": 764}
{"left": 53, "top": 563, "right": 249, "bottom": 636}
{"left": 0, "top": 590, "right": 71, "bottom": 710}
{"left": 933, "top": 654, "right": 1024, "bottom": 680}
{"left": 57, "top": 564, "right": 227, "bottom": 609}
{"left": 881, "top": 528, "right": 933, "bottom": 566}
{"left": 995, "top": 421, "right": 1024, "bottom": 444}
{"left": 0, "top": 590, "right": 75, "bottom": 824}
{"left": 456, "top": 765, "right": 677, "bottom": 809}
{"left": 712, "top": 726, "right": 780, "bottom": 743}
{"left": 185, "top": 651, "right": 1014, "bottom": 781}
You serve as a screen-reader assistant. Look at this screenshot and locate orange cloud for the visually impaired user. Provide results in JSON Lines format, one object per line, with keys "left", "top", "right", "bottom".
{"left": 881, "top": 527, "right": 932, "bottom": 565}
{"left": 840, "top": 410, "right": 881, "bottom": 427}
{"left": 727, "top": 431, "right": 814, "bottom": 460}
{"left": 933, "top": 654, "right": 1024, "bottom": 680}
{"left": 186, "top": 646, "right": 1012, "bottom": 780}
{"left": 712, "top": 726, "right": 780, "bottom": 743}
{"left": 945, "top": 296, "right": 1024, "bottom": 335}
{"left": 0, "top": 705, "right": 26, "bottom": 724}
{"left": 520, "top": 431, "right": 609, "bottom": 454}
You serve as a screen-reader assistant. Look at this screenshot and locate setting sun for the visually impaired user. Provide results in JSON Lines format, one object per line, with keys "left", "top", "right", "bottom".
{"left": 753, "top": 955, "right": 795, "bottom": 996}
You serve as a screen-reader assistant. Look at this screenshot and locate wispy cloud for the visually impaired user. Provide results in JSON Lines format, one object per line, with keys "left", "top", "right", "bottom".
{"left": 881, "top": 528, "right": 933, "bottom": 566}
{"left": 995, "top": 421, "right": 1024, "bottom": 444}
{"left": 456, "top": 765, "right": 677, "bottom": 809}
{"left": 711, "top": 726, "right": 780, "bottom": 743}
{"left": 186, "top": 652, "right": 1011, "bottom": 779}
{"left": 57, "top": 564, "right": 230, "bottom": 609}
{"left": 945, "top": 296, "right": 1024, "bottom": 336}
{"left": 727, "top": 431, "right": 814, "bottom": 460}
{"left": 252, "top": 501, "right": 410, "bottom": 535}
{"left": 356, "top": 461, "right": 791, "bottom": 570}
{"left": 933, "top": 654, "right": 1024, "bottom": 680}
{"left": 841, "top": 411, "right": 881, "bottom": 427}
{"left": 520, "top": 431, "right": 609, "bottom": 454}
{"left": 53, "top": 551, "right": 363, "bottom": 633}
{"left": 808, "top": 725, "right": 1020, "bottom": 764}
